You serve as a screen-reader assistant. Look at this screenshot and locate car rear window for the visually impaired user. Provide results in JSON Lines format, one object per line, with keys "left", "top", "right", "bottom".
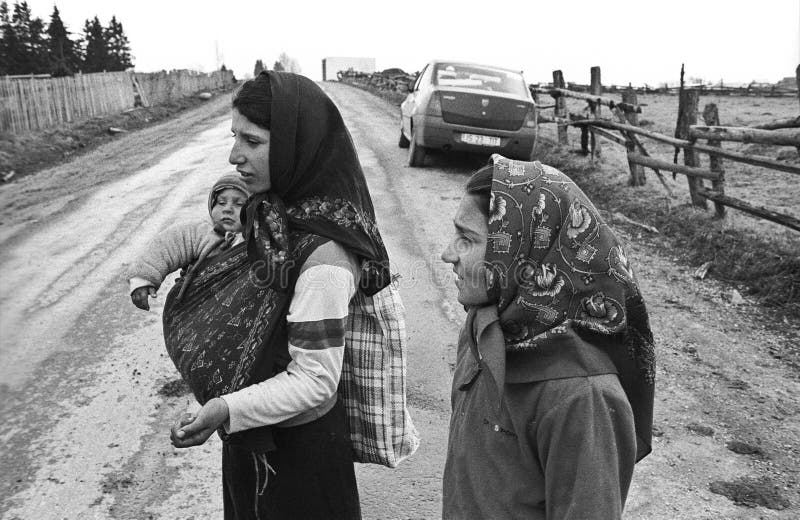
{"left": 433, "top": 63, "right": 528, "bottom": 97}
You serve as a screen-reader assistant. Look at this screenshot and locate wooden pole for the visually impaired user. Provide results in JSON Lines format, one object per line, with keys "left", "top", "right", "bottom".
{"left": 677, "top": 88, "right": 707, "bottom": 207}
{"left": 580, "top": 121, "right": 590, "bottom": 154}
{"left": 752, "top": 116, "right": 800, "bottom": 130}
{"left": 702, "top": 104, "right": 726, "bottom": 218}
{"left": 530, "top": 87, "right": 640, "bottom": 113}
{"left": 590, "top": 66, "right": 602, "bottom": 158}
{"left": 0, "top": 80, "right": 9, "bottom": 132}
{"left": 689, "top": 126, "right": 800, "bottom": 146}
{"left": 697, "top": 188, "right": 800, "bottom": 232}
{"left": 628, "top": 153, "right": 719, "bottom": 180}
{"left": 26, "top": 78, "right": 37, "bottom": 131}
{"left": 622, "top": 86, "right": 646, "bottom": 186}
{"left": 552, "top": 70, "right": 569, "bottom": 146}
{"left": 587, "top": 125, "right": 627, "bottom": 145}
{"left": 18, "top": 80, "right": 28, "bottom": 132}
{"left": 796, "top": 64, "right": 799, "bottom": 110}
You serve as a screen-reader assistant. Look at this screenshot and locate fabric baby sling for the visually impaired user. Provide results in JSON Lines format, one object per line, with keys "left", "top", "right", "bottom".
{"left": 161, "top": 218, "right": 419, "bottom": 467}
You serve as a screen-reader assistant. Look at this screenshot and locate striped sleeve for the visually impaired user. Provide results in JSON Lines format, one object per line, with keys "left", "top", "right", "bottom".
{"left": 221, "top": 264, "right": 355, "bottom": 432}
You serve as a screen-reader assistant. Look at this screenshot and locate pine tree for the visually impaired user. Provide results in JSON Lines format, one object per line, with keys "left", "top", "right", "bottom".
{"left": 46, "top": 5, "right": 79, "bottom": 76}
{"left": 272, "top": 60, "right": 284, "bottom": 72}
{"left": 0, "top": 1, "right": 20, "bottom": 74}
{"left": 105, "top": 15, "right": 132, "bottom": 71}
{"left": 253, "top": 59, "right": 264, "bottom": 77}
{"left": 26, "top": 12, "right": 46, "bottom": 72}
{"left": 6, "top": 1, "right": 48, "bottom": 74}
{"left": 82, "top": 16, "right": 107, "bottom": 72}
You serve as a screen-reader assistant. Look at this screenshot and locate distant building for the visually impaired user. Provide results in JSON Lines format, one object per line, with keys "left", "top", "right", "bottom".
{"left": 321, "top": 57, "right": 376, "bottom": 81}
{"left": 776, "top": 76, "right": 797, "bottom": 89}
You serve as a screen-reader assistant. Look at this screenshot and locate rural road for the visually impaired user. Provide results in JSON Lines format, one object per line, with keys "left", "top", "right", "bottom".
{"left": 0, "top": 82, "right": 798, "bottom": 519}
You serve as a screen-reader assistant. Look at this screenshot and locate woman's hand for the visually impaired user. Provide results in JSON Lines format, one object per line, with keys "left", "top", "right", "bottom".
{"left": 170, "top": 398, "right": 230, "bottom": 448}
{"left": 131, "top": 286, "right": 157, "bottom": 310}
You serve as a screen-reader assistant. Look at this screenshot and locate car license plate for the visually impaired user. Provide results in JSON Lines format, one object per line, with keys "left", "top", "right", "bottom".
{"left": 460, "top": 133, "right": 501, "bottom": 147}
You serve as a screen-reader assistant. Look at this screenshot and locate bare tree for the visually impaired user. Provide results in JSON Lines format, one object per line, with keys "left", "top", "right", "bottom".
{"left": 277, "top": 52, "right": 300, "bottom": 73}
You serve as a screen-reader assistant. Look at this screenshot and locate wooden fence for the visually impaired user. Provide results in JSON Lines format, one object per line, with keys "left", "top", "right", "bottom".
{"left": 133, "top": 69, "right": 235, "bottom": 107}
{"left": 532, "top": 66, "right": 800, "bottom": 233}
{"left": 0, "top": 72, "right": 134, "bottom": 133}
{"left": 0, "top": 69, "right": 235, "bottom": 134}
{"left": 558, "top": 82, "right": 798, "bottom": 97}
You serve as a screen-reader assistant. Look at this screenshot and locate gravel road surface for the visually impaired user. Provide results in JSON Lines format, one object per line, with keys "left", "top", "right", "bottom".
{"left": 0, "top": 82, "right": 797, "bottom": 519}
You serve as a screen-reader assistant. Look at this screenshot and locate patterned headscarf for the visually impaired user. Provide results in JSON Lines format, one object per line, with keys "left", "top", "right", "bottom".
{"left": 484, "top": 154, "right": 655, "bottom": 460}
{"left": 241, "top": 71, "right": 391, "bottom": 295}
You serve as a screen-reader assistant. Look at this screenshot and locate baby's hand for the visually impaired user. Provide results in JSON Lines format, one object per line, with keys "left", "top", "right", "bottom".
{"left": 131, "top": 286, "right": 157, "bottom": 310}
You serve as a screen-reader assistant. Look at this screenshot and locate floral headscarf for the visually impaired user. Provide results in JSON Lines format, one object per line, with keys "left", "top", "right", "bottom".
{"left": 484, "top": 154, "right": 655, "bottom": 460}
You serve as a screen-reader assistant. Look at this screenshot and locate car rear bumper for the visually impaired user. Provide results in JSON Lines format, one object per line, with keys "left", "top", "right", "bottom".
{"left": 413, "top": 115, "right": 536, "bottom": 159}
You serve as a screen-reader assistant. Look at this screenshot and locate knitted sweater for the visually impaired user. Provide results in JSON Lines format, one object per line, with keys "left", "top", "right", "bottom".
{"left": 127, "top": 220, "right": 232, "bottom": 292}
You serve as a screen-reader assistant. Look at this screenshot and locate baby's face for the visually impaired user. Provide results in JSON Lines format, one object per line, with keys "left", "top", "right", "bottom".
{"left": 211, "top": 188, "right": 247, "bottom": 233}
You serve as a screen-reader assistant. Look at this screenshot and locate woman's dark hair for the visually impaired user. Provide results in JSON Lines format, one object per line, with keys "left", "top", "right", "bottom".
{"left": 465, "top": 165, "right": 493, "bottom": 218}
{"left": 232, "top": 72, "right": 271, "bottom": 129}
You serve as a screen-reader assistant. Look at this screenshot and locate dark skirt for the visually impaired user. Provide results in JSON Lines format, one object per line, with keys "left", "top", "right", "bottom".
{"left": 222, "top": 399, "right": 362, "bottom": 520}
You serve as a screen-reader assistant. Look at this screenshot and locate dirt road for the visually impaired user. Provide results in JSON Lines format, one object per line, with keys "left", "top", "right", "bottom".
{"left": 0, "top": 82, "right": 797, "bottom": 519}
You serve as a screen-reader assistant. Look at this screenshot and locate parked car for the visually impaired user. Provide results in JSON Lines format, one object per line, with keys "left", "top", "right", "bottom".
{"left": 399, "top": 60, "right": 537, "bottom": 167}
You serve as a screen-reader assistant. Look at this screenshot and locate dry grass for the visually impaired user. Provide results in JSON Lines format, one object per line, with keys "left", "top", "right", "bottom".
{"left": 532, "top": 92, "right": 799, "bottom": 312}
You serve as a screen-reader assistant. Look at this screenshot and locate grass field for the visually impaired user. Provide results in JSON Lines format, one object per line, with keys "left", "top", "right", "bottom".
{"left": 555, "top": 93, "right": 798, "bottom": 224}
{"left": 532, "top": 92, "right": 799, "bottom": 311}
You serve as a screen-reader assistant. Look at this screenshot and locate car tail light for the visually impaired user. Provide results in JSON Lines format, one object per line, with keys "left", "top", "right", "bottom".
{"left": 523, "top": 106, "right": 537, "bottom": 128}
{"left": 426, "top": 92, "right": 442, "bottom": 117}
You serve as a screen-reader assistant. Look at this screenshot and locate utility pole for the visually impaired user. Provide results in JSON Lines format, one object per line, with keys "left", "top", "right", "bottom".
{"left": 215, "top": 40, "right": 224, "bottom": 70}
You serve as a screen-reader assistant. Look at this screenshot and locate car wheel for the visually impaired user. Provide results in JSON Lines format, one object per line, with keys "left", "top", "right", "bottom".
{"left": 408, "top": 128, "right": 426, "bottom": 167}
{"left": 398, "top": 125, "right": 410, "bottom": 148}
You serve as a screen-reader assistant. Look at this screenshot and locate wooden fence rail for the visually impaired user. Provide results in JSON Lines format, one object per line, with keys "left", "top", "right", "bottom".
{"left": 542, "top": 83, "right": 798, "bottom": 97}
{"left": 532, "top": 66, "right": 800, "bottom": 232}
{"left": 0, "top": 69, "right": 235, "bottom": 134}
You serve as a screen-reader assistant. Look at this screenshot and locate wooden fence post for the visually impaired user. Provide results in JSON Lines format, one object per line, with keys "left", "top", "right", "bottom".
{"left": 580, "top": 123, "right": 590, "bottom": 155}
{"left": 553, "top": 70, "right": 569, "bottom": 146}
{"left": 590, "top": 66, "right": 602, "bottom": 158}
{"left": 622, "top": 86, "right": 646, "bottom": 185}
{"left": 702, "top": 103, "right": 726, "bottom": 218}
{"left": 677, "top": 88, "right": 707, "bottom": 207}
{"left": 796, "top": 64, "right": 799, "bottom": 110}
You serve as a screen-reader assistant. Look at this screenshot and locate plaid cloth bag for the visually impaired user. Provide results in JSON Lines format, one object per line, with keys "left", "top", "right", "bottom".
{"left": 340, "top": 280, "right": 420, "bottom": 468}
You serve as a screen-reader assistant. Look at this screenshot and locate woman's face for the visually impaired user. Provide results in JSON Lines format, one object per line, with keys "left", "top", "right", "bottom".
{"left": 229, "top": 108, "right": 271, "bottom": 193}
{"left": 441, "top": 193, "right": 491, "bottom": 307}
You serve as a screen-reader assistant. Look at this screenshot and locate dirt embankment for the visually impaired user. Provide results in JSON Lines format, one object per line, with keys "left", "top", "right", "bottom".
{"left": 0, "top": 85, "right": 237, "bottom": 182}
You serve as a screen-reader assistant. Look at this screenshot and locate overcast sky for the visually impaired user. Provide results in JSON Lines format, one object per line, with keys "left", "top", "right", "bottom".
{"left": 24, "top": 0, "right": 800, "bottom": 86}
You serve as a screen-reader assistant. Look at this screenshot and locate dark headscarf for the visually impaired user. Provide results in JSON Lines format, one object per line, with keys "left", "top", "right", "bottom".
{"left": 240, "top": 71, "right": 390, "bottom": 295}
{"left": 484, "top": 154, "right": 655, "bottom": 461}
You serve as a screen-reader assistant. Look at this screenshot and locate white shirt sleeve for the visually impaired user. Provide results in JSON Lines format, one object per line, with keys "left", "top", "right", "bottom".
{"left": 221, "top": 264, "right": 355, "bottom": 432}
{"left": 129, "top": 276, "right": 155, "bottom": 294}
